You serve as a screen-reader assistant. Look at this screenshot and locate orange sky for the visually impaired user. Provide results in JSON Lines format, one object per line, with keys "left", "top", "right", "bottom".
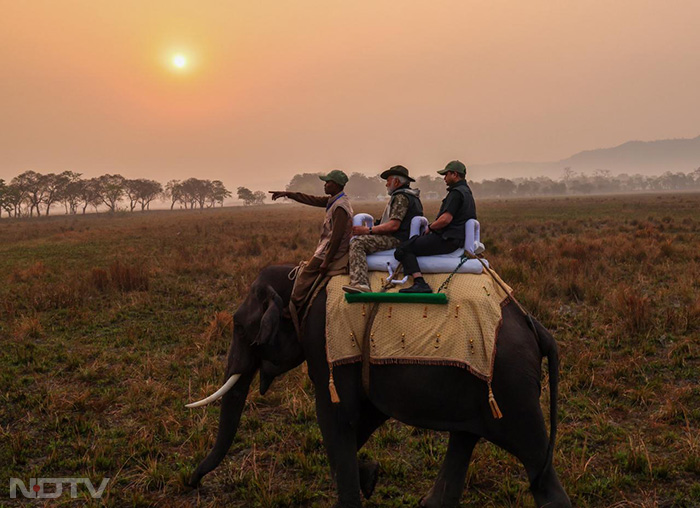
{"left": 1, "top": 0, "right": 699, "bottom": 190}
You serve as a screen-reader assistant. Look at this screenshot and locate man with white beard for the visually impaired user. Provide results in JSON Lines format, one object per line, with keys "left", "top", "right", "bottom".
{"left": 342, "top": 165, "right": 423, "bottom": 294}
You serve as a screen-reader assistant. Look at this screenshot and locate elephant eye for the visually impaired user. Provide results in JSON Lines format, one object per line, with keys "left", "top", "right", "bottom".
{"left": 233, "top": 322, "right": 247, "bottom": 337}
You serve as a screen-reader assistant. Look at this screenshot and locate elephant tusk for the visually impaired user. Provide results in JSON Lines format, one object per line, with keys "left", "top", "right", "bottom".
{"left": 185, "top": 374, "right": 242, "bottom": 408}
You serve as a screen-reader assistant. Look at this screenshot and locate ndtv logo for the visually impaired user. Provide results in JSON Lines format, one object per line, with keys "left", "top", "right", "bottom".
{"left": 9, "top": 477, "right": 110, "bottom": 499}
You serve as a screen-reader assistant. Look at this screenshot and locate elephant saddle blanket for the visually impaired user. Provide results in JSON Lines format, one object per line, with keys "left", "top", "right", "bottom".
{"left": 325, "top": 271, "right": 512, "bottom": 381}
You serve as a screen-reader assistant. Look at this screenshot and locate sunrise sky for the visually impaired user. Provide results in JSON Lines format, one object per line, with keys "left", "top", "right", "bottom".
{"left": 1, "top": 0, "right": 699, "bottom": 191}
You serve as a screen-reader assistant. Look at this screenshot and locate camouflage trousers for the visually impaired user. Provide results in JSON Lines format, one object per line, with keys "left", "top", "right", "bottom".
{"left": 348, "top": 235, "right": 401, "bottom": 288}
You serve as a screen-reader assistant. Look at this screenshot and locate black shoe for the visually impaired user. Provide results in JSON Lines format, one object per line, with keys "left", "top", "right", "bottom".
{"left": 399, "top": 280, "right": 433, "bottom": 293}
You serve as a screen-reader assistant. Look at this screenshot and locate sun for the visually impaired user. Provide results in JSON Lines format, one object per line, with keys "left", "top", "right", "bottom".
{"left": 172, "top": 54, "right": 187, "bottom": 69}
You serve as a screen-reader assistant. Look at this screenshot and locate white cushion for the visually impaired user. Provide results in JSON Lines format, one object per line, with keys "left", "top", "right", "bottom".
{"left": 353, "top": 214, "right": 488, "bottom": 274}
{"left": 366, "top": 251, "right": 488, "bottom": 274}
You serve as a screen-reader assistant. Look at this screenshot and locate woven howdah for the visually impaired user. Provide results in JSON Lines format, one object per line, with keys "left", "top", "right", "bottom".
{"left": 345, "top": 292, "right": 448, "bottom": 304}
{"left": 326, "top": 271, "right": 512, "bottom": 381}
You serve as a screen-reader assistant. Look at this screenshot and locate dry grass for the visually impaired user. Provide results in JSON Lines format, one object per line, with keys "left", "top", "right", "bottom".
{"left": 0, "top": 193, "right": 698, "bottom": 507}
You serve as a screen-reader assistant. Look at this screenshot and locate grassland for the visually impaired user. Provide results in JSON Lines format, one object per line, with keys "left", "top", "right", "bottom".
{"left": 1, "top": 193, "right": 698, "bottom": 507}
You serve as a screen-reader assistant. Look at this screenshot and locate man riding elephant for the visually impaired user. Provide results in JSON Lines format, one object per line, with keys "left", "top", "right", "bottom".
{"left": 395, "top": 160, "right": 477, "bottom": 294}
{"left": 269, "top": 170, "right": 353, "bottom": 321}
{"left": 343, "top": 165, "right": 423, "bottom": 294}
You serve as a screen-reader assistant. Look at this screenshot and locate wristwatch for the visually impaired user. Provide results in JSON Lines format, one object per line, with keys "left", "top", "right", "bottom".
{"left": 368, "top": 225, "right": 373, "bottom": 235}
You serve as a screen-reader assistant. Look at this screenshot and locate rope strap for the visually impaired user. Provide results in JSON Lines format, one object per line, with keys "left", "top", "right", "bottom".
{"left": 436, "top": 254, "right": 470, "bottom": 294}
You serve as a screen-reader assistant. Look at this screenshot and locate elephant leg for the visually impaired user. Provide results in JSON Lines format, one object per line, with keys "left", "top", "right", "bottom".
{"left": 488, "top": 417, "right": 571, "bottom": 508}
{"left": 420, "top": 431, "right": 479, "bottom": 508}
{"left": 528, "top": 462, "right": 570, "bottom": 508}
{"left": 316, "top": 399, "right": 363, "bottom": 508}
{"left": 356, "top": 402, "right": 389, "bottom": 500}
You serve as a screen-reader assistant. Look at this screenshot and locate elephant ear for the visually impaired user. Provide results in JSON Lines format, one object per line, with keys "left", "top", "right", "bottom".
{"left": 252, "top": 284, "right": 283, "bottom": 347}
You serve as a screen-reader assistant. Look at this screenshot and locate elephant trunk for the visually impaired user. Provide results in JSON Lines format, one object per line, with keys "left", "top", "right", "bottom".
{"left": 188, "top": 370, "right": 255, "bottom": 486}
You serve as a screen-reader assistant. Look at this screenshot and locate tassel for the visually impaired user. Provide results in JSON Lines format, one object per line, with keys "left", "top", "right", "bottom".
{"left": 488, "top": 382, "right": 503, "bottom": 419}
{"left": 328, "top": 368, "right": 340, "bottom": 404}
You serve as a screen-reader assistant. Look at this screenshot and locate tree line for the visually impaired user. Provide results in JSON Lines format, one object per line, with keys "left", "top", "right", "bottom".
{"left": 286, "top": 168, "right": 700, "bottom": 200}
{"left": 0, "top": 171, "right": 233, "bottom": 218}
{"left": 3, "top": 167, "right": 699, "bottom": 219}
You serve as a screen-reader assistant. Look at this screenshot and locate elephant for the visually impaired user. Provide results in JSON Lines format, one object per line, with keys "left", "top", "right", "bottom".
{"left": 186, "top": 264, "right": 572, "bottom": 508}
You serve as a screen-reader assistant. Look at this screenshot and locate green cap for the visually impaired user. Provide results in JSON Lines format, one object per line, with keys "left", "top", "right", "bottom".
{"left": 437, "top": 160, "right": 467, "bottom": 176}
{"left": 319, "top": 169, "right": 349, "bottom": 186}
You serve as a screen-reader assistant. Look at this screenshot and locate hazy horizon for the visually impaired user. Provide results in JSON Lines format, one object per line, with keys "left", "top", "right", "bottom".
{"left": 2, "top": 1, "right": 699, "bottom": 192}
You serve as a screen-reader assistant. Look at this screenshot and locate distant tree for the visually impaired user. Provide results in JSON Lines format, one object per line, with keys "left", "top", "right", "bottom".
{"left": 253, "top": 190, "right": 266, "bottom": 205}
{"left": 180, "top": 178, "right": 211, "bottom": 209}
{"left": 659, "top": 171, "right": 695, "bottom": 190}
{"left": 180, "top": 180, "right": 195, "bottom": 208}
{"left": 135, "top": 179, "right": 163, "bottom": 211}
{"left": 164, "top": 180, "right": 184, "bottom": 210}
{"left": 57, "top": 172, "right": 83, "bottom": 214}
{"left": 590, "top": 169, "right": 615, "bottom": 193}
{"left": 570, "top": 179, "right": 594, "bottom": 194}
{"left": 415, "top": 175, "right": 445, "bottom": 199}
{"left": 123, "top": 178, "right": 163, "bottom": 211}
{"left": 691, "top": 167, "right": 700, "bottom": 187}
{"left": 3, "top": 184, "right": 25, "bottom": 218}
{"left": 517, "top": 177, "right": 566, "bottom": 196}
{"left": 12, "top": 170, "right": 45, "bottom": 217}
{"left": 517, "top": 180, "right": 541, "bottom": 196}
{"left": 237, "top": 186, "right": 256, "bottom": 205}
{"left": 124, "top": 179, "right": 142, "bottom": 212}
{"left": 545, "top": 181, "right": 567, "bottom": 195}
{"left": 562, "top": 167, "right": 576, "bottom": 181}
{"left": 286, "top": 173, "right": 324, "bottom": 194}
{"left": 181, "top": 181, "right": 195, "bottom": 208}
{"left": 628, "top": 174, "right": 648, "bottom": 192}
{"left": 345, "top": 172, "right": 383, "bottom": 200}
{"left": 96, "top": 174, "right": 126, "bottom": 212}
{"left": 208, "top": 180, "right": 231, "bottom": 207}
{"left": 41, "top": 172, "right": 73, "bottom": 216}
{"left": 76, "top": 178, "right": 103, "bottom": 214}
{"left": 0, "top": 179, "right": 6, "bottom": 218}
{"left": 479, "top": 178, "right": 516, "bottom": 197}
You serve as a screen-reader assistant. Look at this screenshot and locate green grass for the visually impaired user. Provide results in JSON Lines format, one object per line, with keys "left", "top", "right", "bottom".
{"left": 1, "top": 194, "right": 698, "bottom": 507}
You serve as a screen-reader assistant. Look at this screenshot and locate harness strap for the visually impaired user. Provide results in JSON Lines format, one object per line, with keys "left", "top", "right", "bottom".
{"left": 287, "top": 261, "right": 323, "bottom": 340}
{"left": 359, "top": 263, "right": 402, "bottom": 396}
{"left": 436, "top": 254, "right": 469, "bottom": 294}
{"left": 464, "top": 250, "right": 543, "bottom": 346}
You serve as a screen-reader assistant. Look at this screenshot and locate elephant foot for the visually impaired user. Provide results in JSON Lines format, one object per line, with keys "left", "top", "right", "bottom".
{"left": 332, "top": 502, "right": 364, "bottom": 508}
{"left": 419, "top": 484, "right": 461, "bottom": 508}
{"left": 530, "top": 465, "right": 572, "bottom": 508}
{"left": 186, "top": 472, "right": 201, "bottom": 489}
{"left": 418, "top": 495, "right": 438, "bottom": 508}
{"left": 358, "top": 460, "right": 379, "bottom": 499}
{"left": 419, "top": 496, "right": 459, "bottom": 508}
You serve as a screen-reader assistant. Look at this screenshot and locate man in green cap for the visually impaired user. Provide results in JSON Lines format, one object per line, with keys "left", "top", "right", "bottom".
{"left": 342, "top": 165, "right": 423, "bottom": 293}
{"left": 394, "top": 160, "right": 477, "bottom": 293}
{"left": 269, "top": 170, "right": 353, "bottom": 318}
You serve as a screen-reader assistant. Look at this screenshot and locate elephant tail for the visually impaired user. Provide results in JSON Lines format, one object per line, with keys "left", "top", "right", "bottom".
{"left": 530, "top": 317, "right": 559, "bottom": 489}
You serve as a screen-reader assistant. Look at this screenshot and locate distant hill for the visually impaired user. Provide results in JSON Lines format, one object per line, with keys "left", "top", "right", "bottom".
{"left": 470, "top": 135, "right": 700, "bottom": 180}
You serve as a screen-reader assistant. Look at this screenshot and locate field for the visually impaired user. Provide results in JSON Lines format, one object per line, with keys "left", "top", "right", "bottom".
{"left": 1, "top": 193, "right": 699, "bottom": 507}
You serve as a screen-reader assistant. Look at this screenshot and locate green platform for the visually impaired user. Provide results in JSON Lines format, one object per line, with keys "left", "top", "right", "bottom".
{"left": 344, "top": 292, "right": 448, "bottom": 304}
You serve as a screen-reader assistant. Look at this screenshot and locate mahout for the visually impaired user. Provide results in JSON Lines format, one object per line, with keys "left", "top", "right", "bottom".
{"left": 186, "top": 265, "right": 571, "bottom": 507}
